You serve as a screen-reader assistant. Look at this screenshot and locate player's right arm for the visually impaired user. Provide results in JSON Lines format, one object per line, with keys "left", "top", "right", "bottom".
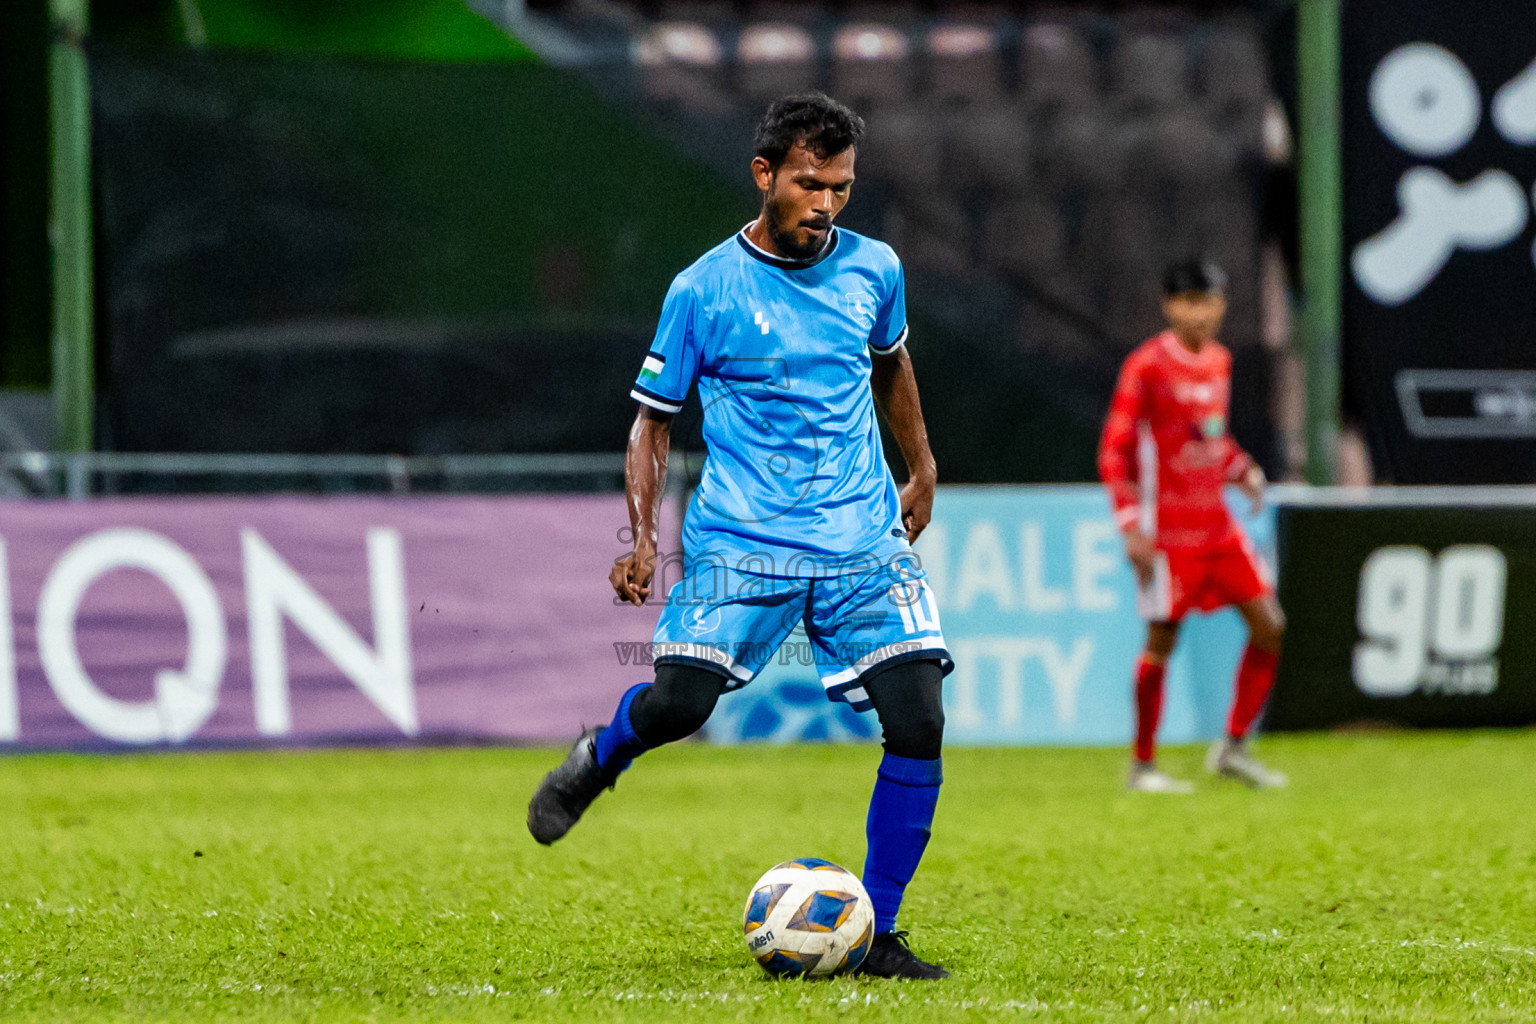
{"left": 611, "top": 406, "right": 671, "bottom": 606}
{"left": 612, "top": 274, "right": 703, "bottom": 606}
{"left": 1098, "top": 351, "right": 1155, "bottom": 584}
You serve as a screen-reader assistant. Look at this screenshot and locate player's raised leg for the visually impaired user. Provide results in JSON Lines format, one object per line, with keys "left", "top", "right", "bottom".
{"left": 857, "top": 658, "right": 950, "bottom": 980}
{"left": 529, "top": 559, "right": 800, "bottom": 845}
{"left": 1207, "top": 592, "right": 1288, "bottom": 788}
{"left": 527, "top": 665, "right": 727, "bottom": 845}
{"left": 528, "top": 397, "right": 677, "bottom": 846}
{"left": 1126, "top": 620, "right": 1194, "bottom": 794}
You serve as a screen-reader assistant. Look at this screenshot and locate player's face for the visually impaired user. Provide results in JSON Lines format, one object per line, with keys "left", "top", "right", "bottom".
{"left": 753, "top": 143, "right": 856, "bottom": 260}
{"left": 1162, "top": 291, "right": 1228, "bottom": 346}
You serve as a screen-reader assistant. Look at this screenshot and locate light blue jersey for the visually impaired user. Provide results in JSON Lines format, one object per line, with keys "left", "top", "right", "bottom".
{"left": 632, "top": 225, "right": 911, "bottom": 576}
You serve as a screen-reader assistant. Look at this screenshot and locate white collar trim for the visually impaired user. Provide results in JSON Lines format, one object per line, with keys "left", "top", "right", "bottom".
{"left": 738, "top": 222, "right": 837, "bottom": 267}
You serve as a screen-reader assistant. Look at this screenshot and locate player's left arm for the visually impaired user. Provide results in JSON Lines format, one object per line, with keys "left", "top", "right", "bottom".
{"left": 1219, "top": 349, "right": 1264, "bottom": 512}
{"left": 1229, "top": 448, "right": 1265, "bottom": 513}
{"left": 871, "top": 345, "right": 938, "bottom": 543}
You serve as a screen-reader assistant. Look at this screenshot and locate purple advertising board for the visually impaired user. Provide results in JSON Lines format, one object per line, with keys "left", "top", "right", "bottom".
{"left": 0, "top": 496, "right": 673, "bottom": 749}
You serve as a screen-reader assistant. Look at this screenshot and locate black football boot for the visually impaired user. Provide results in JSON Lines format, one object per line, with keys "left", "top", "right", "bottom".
{"left": 855, "top": 931, "right": 951, "bottom": 980}
{"left": 526, "top": 727, "right": 616, "bottom": 845}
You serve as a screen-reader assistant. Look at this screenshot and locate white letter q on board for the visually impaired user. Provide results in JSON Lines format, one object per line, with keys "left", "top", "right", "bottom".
{"left": 37, "top": 528, "right": 227, "bottom": 743}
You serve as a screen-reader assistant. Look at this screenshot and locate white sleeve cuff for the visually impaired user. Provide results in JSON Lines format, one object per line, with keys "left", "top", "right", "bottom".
{"left": 630, "top": 389, "right": 683, "bottom": 414}
{"left": 870, "top": 324, "right": 909, "bottom": 354}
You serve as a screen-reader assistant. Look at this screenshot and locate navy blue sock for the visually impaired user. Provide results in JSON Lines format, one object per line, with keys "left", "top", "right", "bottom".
{"left": 862, "top": 753, "right": 943, "bottom": 934}
{"left": 593, "top": 683, "right": 650, "bottom": 776}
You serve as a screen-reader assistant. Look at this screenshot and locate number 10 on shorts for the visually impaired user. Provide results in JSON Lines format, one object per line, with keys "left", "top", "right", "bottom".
{"left": 891, "top": 580, "right": 941, "bottom": 635}
{"left": 1353, "top": 544, "right": 1507, "bottom": 697}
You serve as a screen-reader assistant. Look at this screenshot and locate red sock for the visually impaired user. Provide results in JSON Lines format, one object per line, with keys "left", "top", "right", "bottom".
{"left": 1228, "top": 645, "right": 1279, "bottom": 739}
{"left": 1133, "top": 657, "right": 1166, "bottom": 763}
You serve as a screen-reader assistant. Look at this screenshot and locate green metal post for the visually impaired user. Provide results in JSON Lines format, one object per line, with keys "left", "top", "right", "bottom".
{"left": 49, "top": 0, "right": 94, "bottom": 453}
{"left": 1297, "top": 0, "right": 1343, "bottom": 485}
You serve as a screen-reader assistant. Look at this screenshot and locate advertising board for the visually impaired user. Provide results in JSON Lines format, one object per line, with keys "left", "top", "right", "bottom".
{"left": 1268, "top": 493, "right": 1536, "bottom": 730}
{"left": 1342, "top": 0, "right": 1536, "bottom": 481}
{"left": 710, "top": 487, "right": 1263, "bottom": 746}
{"left": 0, "top": 496, "right": 666, "bottom": 747}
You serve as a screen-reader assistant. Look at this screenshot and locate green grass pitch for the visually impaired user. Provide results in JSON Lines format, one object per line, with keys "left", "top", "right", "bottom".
{"left": 3, "top": 733, "right": 1535, "bottom": 1022}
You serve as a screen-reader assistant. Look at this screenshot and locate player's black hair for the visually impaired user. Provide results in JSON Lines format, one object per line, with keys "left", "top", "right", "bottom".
{"left": 754, "top": 93, "right": 866, "bottom": 168}
{"left": 1162, "top": 259, "right": 1228, "bottom": 297}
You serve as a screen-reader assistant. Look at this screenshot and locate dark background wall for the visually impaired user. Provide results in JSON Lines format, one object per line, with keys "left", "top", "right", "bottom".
{"left": 1, "top": 2, "right": 52, "bottom": 389}
{"left": 90, "top": 49, "right": 745, "bottom": 457}
{"left": 0, "top": 0, "right": 534, "bottom": 394}
{"left": 7, "top": 0, "right": 1291, "bottom": 486}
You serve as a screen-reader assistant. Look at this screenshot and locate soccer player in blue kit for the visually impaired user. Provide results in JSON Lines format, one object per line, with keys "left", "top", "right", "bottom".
{"left": 527, "top": 95, "right": 952, "bottom": 979}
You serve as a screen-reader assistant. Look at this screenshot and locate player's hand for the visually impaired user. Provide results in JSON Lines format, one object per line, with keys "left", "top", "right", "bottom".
{"left": 1239, "top": 462, "right": 1266, "bottom": 515}
{"left": 609, "top": 541, "right": 656, "bottom": 607}
{"left": 1123, "top": 527, "right": 1157, "bottom": 586}
{"left": 900, "top": 471, "right": 936, "bottom": 543}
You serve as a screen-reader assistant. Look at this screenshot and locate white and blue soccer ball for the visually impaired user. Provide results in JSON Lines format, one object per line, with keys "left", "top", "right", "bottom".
{"left": 742, "top": 858, "right": 875, "bottom": 977}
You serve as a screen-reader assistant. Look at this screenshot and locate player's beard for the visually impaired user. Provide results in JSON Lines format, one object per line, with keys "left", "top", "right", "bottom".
{"left": 764, "top": 193, "right": 831, "bottom": 262}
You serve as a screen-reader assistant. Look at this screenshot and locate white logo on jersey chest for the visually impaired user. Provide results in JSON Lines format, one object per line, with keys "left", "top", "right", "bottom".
{"left": 1174, "top": 382, "right": 1217, "bottom": 404}
{"left": 752, "top": 311, "right": 770, "bottom": 335}
{"left": 845, "top": 292, "right": 875, "bottom": 329}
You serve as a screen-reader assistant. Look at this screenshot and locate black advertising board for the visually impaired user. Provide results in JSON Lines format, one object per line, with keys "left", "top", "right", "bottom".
{"left": 1342, "top": 0, "right": 1536, "bottom": 483}
{"left": 1267, "top": 499, "right": 1536, "bottom": 730}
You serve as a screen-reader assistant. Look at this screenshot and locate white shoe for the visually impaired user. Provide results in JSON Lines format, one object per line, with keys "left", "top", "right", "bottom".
{"left": 1127, "top": 761, "right": 1194, "bottom": 794}
{"left": 1206, "top": 738, "right": 1288, "bottom": 789}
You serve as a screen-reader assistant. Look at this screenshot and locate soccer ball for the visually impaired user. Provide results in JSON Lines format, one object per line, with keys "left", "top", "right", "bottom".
{"left": 742, "top": 858, "right": 875, "bottom": 977}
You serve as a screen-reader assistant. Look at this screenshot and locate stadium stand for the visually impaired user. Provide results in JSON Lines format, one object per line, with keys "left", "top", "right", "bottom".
{"left": 635, "top": 20, "right": 730, "bottom": 110}
{"left": 927, "top": 22, "right": 1004, "bottom": 105}
{"left": 830, "top": 22, "right": 914, "bottom": 108}
{"left": 608, "top": 4, "right": 1277, "bottom": 469}
{"left": 736, "top": 22, "right": 818, "bottom": 98}
{"left": 512, "top": 2, "right": 1279, "bottom": 376}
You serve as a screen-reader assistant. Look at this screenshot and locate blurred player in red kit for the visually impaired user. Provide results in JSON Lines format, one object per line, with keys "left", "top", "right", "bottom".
{"left": 1098, "top": 260, "right": 1287, "bottom": 793}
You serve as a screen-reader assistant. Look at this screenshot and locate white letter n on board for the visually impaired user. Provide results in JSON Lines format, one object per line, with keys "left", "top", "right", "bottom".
{"left": 243, "top": 528, "right": 417, "bottom": 736}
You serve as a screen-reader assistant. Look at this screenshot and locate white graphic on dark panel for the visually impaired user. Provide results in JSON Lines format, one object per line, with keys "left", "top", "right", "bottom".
{"left": 1492, "top": 58, "right": 1536, "bottom": 144}
{"left": 1353, "top": 168, "right": 1526, "bottom": 305}
{"left": 1355, "top": 43, "right": 1536, "bottom": 305}
{"left": 1369, "top": 44, "right": 1480, "bottom": 156}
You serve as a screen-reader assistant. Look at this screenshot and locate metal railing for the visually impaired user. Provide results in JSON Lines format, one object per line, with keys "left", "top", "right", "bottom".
{"left": 0, "top": 452, "right": 628, "bottom": 499}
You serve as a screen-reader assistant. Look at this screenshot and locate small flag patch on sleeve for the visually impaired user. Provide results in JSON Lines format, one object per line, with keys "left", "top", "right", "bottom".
{"left": 640, "top": 354, "right": 666, "bottom": 381}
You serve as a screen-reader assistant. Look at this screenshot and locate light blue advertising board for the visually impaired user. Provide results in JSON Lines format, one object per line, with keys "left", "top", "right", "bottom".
{"left": 707, "top": 485, "right": 1275, "bottom": 746}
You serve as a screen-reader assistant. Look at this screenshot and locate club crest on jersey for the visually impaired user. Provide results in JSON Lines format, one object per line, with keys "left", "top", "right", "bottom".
{"left": 844, "top": 292, "right": 875, "bottom": 329}
{"left": 1200, "top": 413, "right": 1226, "bottom": 438}
{"left": 684, "top": 604, "right": 722, "bottom": 635}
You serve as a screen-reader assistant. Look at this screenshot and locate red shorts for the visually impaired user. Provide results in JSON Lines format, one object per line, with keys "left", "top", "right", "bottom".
{"left": 1137, "top": 532, "right": 1271, "bottom": 623}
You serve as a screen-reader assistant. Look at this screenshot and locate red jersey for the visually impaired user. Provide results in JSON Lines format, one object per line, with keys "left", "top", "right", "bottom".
{"left": 1098, "top": 331, "right": 1255, "bottom": 551}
